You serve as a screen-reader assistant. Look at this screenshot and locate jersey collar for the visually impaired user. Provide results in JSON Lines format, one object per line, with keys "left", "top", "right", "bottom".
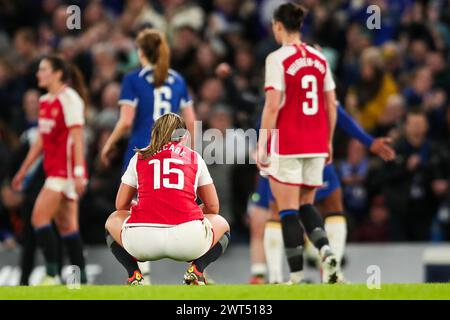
{"left": 138, "top": 65, "right": 154, "bottom": 77}
{"left": 46, "top": 84, "right": 68, "bottom": 101}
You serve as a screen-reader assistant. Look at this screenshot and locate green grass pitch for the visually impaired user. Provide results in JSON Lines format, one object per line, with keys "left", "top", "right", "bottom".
{"left": 0, "top": 284, "right": 449, "bottom": 300}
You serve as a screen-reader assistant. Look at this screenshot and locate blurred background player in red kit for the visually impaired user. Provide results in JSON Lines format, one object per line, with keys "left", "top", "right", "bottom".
{"left": 105, "top": 113, "right": 230, "bottom": 285}
{"left": 12, "top": 55, "right": 89, "bottom": 285}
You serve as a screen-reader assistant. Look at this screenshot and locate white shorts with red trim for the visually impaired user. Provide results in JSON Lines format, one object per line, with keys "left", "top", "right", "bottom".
{"left": 121, "top": 218, "right": 214, "bottom": 262}
{"left": 260, "top": 156, "right": 326, "bottom": 187}
{"left": 44, "top": 177, "right": 78, "bottom": 200}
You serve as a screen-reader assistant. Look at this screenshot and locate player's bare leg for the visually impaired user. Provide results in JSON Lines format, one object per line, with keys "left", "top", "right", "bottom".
{"left": 105, "top": 210, "right": 143, "bottom": 285}
{"left": 249, "top": 205, "right": 270, "bottom": 284}
{"left": 54, "top": 198, "right": 87, "bottom": 284}
{"left": 299, "top": 187, "right": 339, "bottom": 284}
{"left": 31, "top": 188, "right": 64, "bottom": 285}
{"left": 316, "top": 188, "right": 347, "bottom": 282}
{"left": 268, "top": 178, "right": 306, "bottom": 284}
{"left": 263, "top": 201, "right": 284, "bottom": 283}
{"left": 184, "top": 214, "right": 230, "bottom": 285}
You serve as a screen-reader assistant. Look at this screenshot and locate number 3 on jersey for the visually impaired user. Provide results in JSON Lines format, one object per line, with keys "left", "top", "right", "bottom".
{"left": 153, "top": 86, "right": 172, "bottom": 121}
{"left": 301, "top": 75, "right": 318, "bottom": 116}
{"left": 148, "top": 158, "right": 184, "bottom": 190}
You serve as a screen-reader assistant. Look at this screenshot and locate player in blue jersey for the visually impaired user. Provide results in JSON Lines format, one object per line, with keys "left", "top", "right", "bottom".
{"left": 100, "top": 29, "right": 196, "bottom": 284}
{"left": 248, "top": 102, "right": 396, "bottom": 284}
{"left": 101, "top": 28, "right": 195, "bottom": 169}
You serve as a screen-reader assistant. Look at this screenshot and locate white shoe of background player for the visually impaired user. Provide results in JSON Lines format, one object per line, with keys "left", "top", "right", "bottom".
{"left": 321, "top": 250, "right": 339, "bottom": 284}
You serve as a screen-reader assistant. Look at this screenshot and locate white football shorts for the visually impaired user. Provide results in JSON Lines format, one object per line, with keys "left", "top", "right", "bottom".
{"left": 121, "top": 218, "right": 214, "bottom": 262}
{"left": 260, "top": 156, "right": 326, "bottom": 187}
{"left": 44, "top": 177, "right": 78, "bottom": 200}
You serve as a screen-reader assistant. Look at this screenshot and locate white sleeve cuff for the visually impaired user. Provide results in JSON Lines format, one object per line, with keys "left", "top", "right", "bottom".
{"left": 118, "top": 98, "right": 138, "bottom": 108}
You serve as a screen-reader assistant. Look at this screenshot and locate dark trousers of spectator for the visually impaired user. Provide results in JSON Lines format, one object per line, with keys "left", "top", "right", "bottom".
{"left": 388, "top": 200, "right": 434, "bottom": 242}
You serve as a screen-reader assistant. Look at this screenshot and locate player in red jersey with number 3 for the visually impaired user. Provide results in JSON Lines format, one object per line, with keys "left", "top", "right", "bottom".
{"left": 257, "top": 3, "right": 340, "bottom": 284}
{"left": 105, "top": 113, "right": 230, "bottom": 285}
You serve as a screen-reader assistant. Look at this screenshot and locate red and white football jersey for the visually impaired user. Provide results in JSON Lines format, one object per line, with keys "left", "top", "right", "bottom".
{"left": 121, "top": 142, "right": 213, "bottom": 225}
{"left": 38, "top": 86, "right": 87, "bottom": 178}
{"left": 264, "top": 43, "right": 336, "bottom": 157}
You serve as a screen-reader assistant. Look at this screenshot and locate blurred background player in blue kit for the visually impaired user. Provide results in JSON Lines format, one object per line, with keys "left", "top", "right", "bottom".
{"left": 249, "top": 102, "right": 396, "bottom": 284}
{"left": 101, "top": 28, "right": 195, "bottom": 169}
{"left": 100, "top": 28, "right": 196, "bottom": 284}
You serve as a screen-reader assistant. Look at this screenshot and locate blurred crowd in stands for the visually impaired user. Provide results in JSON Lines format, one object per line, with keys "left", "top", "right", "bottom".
{"left": 0, "top": 0, "right": 449, "bottom": 247}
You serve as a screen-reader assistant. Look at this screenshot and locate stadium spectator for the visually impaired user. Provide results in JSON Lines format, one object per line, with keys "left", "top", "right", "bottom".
{"left": 10, "top": 89, "right": 40, "bottom": 136}
{"left": 184, "top": 43, "right": 219, "bottom": 92}
{"left": 426, "top": 50, "right": 450, "bottom": 89}
{"left": 12, "top": 28, "right": 41, "bottom": 90}
{"left": 430, "top": 106, "right": 450, "bottom": 241}
{"left": 0, "top": 183, "right": 18, "bottom": 249}
{"left": 382, "top": 110, "right": 442, "bottom": 241}
{"left": 93, "top": 82, "right": 120, "bottom": 131}
{"left": 348, "top": 47, "right": 398, "bottom": 131}
{"left": 120, "top": 0, "right": 166, "bottom": 33}
{"left": 373, "top": 94, "right": 406, "bottom": 140}
{"left": 0, "top": 58, "right": 22, "bottom": 123}
{"left": 402, "top": 66, "right": 433, "bottom": 107}
{"left": 350, "top": 195, "right": 389, "bottom": 242}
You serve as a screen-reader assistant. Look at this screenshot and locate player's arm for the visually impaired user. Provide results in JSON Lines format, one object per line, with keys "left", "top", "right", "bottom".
{"left": 197, "top": 184, "right": 220, "bottom": 215}
{"left": 324, "top": 90, "right": 337, "bottom": 164}
{"left": 70, "top": 126, "right": 87, "bottom": 196}
{"left": 258, "top": 53, "right": 283, "bottom": 167}
{"left": 101, "top": 104, "right": 136, "bottom": 166}
{"left": 337, "top": 104, "right": 373, "bottom": 147}
{"left": 117, "top": 154, "right": 138, "bottom": 210}
{"left": 258, "top": 89, "right": 283, "bottom": 166}
{"left": 115, "top": 183, "right": 137, "bottom": 211}
{"left": 337, "top": 104, "right": 396, "bottom": 161}
{"left": 323, "top": 58, "right": 337, "bottom": 163}
{"left": 325, "top": 90, "right": 337, "bottom": 140}
{"left": 102, "top": 74, "right": 137, "bottom": 166}
{"left": 196, "top": 155, "right": 219, "bottom": 215}
{"left": 12, "top": 135, "right": 43, "bottom": 191}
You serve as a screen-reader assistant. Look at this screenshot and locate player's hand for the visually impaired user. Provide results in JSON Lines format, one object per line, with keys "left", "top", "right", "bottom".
{"left": 407, "top": 154, "right": 421, "bottom": 171}
{"left": 74, "top": 177, "right": 87, "bottom": 197}
{"left": 12, "top": 169, "right": 26, "bottom": 192}
{"left": 256, "top": 144, "right": 270, "bottom": 170}
{"left": 369, "top": 137, "right": 396, "bottom": 161}
{"left": 101, "top": 143, "right": 114, "bottom": 167}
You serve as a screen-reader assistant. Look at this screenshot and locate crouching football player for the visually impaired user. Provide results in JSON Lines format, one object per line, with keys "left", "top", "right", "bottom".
{"left": 105, "top": 113, "right": 230, "bottom": 285}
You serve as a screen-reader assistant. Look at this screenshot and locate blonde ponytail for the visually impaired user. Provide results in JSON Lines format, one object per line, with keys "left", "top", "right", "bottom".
{"left": 136, "top": 113, "right": 186, "bottom": 159}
